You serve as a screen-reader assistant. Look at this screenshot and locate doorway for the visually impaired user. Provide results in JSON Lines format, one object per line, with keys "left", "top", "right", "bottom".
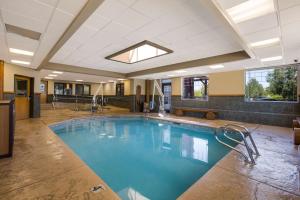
{"left": 162, "top": 80, "right": 172, "bottom": 112}
{"left": 40, "top": 80, "right": 48, "bottom": 104}
{"left": 14, "top": 75, "right": 33, "bottom": 120}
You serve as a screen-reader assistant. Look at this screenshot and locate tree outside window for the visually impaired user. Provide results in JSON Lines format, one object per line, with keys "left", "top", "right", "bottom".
{"left": 245, "top": 66, "right": 298, "bottom": 102}
{"left": 182, "top": 76, "right": 208, "bottom": 100}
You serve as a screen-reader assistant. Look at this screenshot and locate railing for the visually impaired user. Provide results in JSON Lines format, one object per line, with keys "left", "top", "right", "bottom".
{"left": 215, "top": 123, "right": 260, "bottom": 164}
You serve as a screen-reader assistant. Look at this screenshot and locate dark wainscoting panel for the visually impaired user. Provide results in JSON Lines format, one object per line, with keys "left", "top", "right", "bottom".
{"left": 33, "top": 93, "right": 40, "bottom": 118}
{"left": 171, "top": 95, "right": 300, "bottom": 127}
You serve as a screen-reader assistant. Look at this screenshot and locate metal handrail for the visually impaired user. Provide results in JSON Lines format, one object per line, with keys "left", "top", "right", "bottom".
{"left": 223, "top": 124, "right": 260, "bottom": 156}
{"left": 215, "top": 123, "right": 260, "bottom": 164}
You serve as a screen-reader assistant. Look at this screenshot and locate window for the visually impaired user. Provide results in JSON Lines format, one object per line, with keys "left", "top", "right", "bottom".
{"left": 54, "top": 83, "right": 65, "bottom": 95}
{"left": 182, "top": 76, "right": 208, "bottom": 100}
{"left": 116, "top": 83, "right": 124, "bottom": 96}
{"left": 75, "top": 84, "right": 90, "bottom": 96}
{"left": 245, "top": 66, "right": 298, "bottom": 102}
{"left": 15, "top": 79, "right": 28, "bottom": 97}
{"left": 106, "top": 40, "right": 173, "bottom": 64}
{"left": 54, "top": 83, "right": 73, "bottom": 95}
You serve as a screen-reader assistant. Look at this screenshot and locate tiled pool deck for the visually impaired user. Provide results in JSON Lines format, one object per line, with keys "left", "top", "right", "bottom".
{"left": 0, "top": 107, "right": 299, "bottom": 199}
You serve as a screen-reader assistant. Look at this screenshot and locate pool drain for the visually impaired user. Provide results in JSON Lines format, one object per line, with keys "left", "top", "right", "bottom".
{"left": 90, "top": 184, "right": 106, "bottom": 193}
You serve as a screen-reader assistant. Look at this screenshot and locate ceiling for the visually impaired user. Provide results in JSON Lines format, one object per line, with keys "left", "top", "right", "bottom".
{"left": 1, "top": 0, "right": 300, "bottom": 81}
{"left": 0, "top": 0, "right": 87, "bottom": 68}
{"left": 49, "top": 0, "right": 244, "bottom": 73}
{"left": 40, "top": 69, "right": 119, "bottom": 83}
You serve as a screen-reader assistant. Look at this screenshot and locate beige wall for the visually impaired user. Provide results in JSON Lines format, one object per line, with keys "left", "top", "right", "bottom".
{"left": 124, "top": 79, "right": 134, "bottom": 95}
{"left": 4, "top": 62, "right": 41, "bottom": 93}
{"left": 209, "top": 70, "right": 245, "bottom": 96}
{"left": 171, "top": 77, "right": 181, "bottom": 96}
{"left": 171, "top": 70, "right": 245, "bottom": 96}
{"left": 47, "top": 80, "right": 54, "bottom": 94}
{"left": 91, "top": 82, "right": 116, "bottom": 96}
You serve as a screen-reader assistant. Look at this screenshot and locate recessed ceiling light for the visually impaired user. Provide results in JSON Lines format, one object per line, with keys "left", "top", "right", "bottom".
{"left": 45, "top": 77, "right": 53, "bottom": 79}
{"left": 175, "top": 70, "right": 187, "bottom": 73}
{"left": 108, "top": 80, "right": 114, "bottom": 82}
{"left": 209, "top": 64, "right": 224, "bottom": 69}
{"left": 168, "top": 75, "right": 175, "bottom": 77}
{"left": 250, "top": 38, "right": 280, "bottom": 48}
{"left": 261, "top": 56, "right": 283, "bottom": 62}
{"left": 100, "top": 81, "right": 106, "bottom": 84}
{"left": 227, "top": 0, "right": 275, "bottom": 23}
{"left": 76, "top": 80, "right": 83, "bottom": 82}
{"left": 118, "top": 78, "right": 126, "bottom": 81}
{"left": 48, "top": 74, "right": 57, "bottom": 77}
{"left": 53, "top": 71, "right": 63, "bottom": 74}
{"left": 11, "top": 59, "right": 30, "bottom": 65}
{"left": 9, "top": 48, "right": 34, "bottom": 56}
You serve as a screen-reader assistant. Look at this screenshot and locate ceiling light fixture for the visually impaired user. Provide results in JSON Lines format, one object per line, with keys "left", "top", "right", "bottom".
{"left": 48, "top": 74, "right": 57, "bottom": 77}
{"left": 9, "top": 48, "right": 34, "bottom": 56}
{"left": 44, "top": 77, "right": 53, "bottom": 79}
{"left": 76, "top": 80, "right": 83, "bottom": 82}
{"left": 250, "top": 38, "right": 280, "bottom": 48}
{"left": 261, "top": 56, "right": 283, "bottom": 62}
{"left": 175, "top": 70, "right": 187, "bottom": 73}
{"left": 100, "top": 81, "right": 106, "bottom": 84}
{"left": 168, "top": 75, "right": 175, "bottom": 77}
{"left": 209, "top": 64, "right": 224, "bottom": 69}
{"left": 227, "top": 0, "right": 275, "bottom": 23}
{"left": 108, "top": 80, "right": 114, "bottom": 82}
{"left": 11, "top": 59, "right": 30, "bottom": 65}
{"left": 53, "top": 71, "right": 63, "bottom": 74}
{"left": 118, "top": 78, "right": 126, "bottom": 81}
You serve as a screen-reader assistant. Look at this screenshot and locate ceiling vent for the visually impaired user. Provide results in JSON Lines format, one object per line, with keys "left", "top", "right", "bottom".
{"left": 5, "top": 24, "right": 41, "bottom": 40}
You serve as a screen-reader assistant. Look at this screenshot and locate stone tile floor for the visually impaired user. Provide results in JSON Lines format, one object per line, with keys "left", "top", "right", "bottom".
{"left": 0, "top": 106, "right": 299, "bottom": 200}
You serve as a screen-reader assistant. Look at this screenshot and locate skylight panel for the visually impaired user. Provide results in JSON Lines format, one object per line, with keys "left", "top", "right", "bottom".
{"left": 106, "top": 41, "right": 173, "bottom": 64}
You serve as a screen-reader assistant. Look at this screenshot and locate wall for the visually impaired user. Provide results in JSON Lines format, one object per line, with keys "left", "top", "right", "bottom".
{"left": 3, "top": 62, "right": 41, "bottom": 118}
{"left": 3, "top": 63, "right": 41, "bottom": 93}
{"left": 208, "top": 70, "right": 244, "bottom": 96}
{"left": 171, "top": 70, "right": 300, "bottom": 127}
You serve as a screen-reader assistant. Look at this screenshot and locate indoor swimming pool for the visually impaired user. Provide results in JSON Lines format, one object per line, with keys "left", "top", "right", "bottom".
{"left": 50, "top": 117, "right": 234, "bottom": 200}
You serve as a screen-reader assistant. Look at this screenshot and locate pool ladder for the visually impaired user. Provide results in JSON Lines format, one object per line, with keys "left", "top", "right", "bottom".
{"left": 215, "top": 124, "right": 260, "bottom": 164}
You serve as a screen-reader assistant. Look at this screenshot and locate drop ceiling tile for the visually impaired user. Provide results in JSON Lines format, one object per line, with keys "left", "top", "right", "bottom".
{"left": 217, "top": 0, "right": 248, "bottom": 10}
{"left": 280, "top": 5, "right": 300, "bottom": 25}
{"left": 237, "top": 13, "right": 278, "bottom": 35}
{"left": 114, "top": 8, "right": 151, "bottom": 30}
{"left": 253, "top": 44, "right": 282, "bottom": 58}
{"left": 6, "top": 32, "right": 39, "bottom": 52}
{"left": 84, "top": 12, "right": 110, "bottom": 30}
{"left": 118, "top": 0, "right": 137, "bottom": 6}
{"left": 1, "top": 0, "right": 53, "bottom": 22}
{"left": 244, "top": 27, "right": 280, "bottom": 43}
{"left": 56, "top": 0, "right": 87, "bottom": 16}
{"left": 35, "top": 0, "right": 59, "bottom": 7}
{"left": 278, "top": 0, "right": 300, "bottom": 11}
{"left": 131, "top": 0, "right": 172, "bottom": 19}
{"left": 94, "top": 0, "right": 128, "bottom": 20}
{"left": 1, "top": 9, "right": 46, "bottom": 32}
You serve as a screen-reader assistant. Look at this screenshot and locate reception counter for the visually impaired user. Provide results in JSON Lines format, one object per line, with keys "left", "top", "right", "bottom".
{"left": 0, "top": 100, "right": 15, "bottom": 158}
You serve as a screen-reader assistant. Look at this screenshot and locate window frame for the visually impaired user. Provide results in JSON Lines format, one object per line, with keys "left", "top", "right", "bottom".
{"left": 181, "top": 76, "right": 209, "bottom": 101}
{"left": 244, "top": 66, "right": 299, "bottom": 103}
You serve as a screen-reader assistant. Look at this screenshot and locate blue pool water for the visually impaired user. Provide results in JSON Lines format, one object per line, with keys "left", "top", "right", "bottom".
{"left": 51, "top": 117, "right": 233, "bottom": 200}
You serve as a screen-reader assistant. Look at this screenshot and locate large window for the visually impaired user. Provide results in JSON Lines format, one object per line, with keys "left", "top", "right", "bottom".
{"left": 54, "top": 83, "right": 72, "bottom": 95}
{"left": 75, "top": 84, "right": 90, "bottom": 96}
{"left": 245, "top": 66, "right": 298, "bottom": 102}
{"left": 182, "top": 76, "right": 208, "bottom": 100}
